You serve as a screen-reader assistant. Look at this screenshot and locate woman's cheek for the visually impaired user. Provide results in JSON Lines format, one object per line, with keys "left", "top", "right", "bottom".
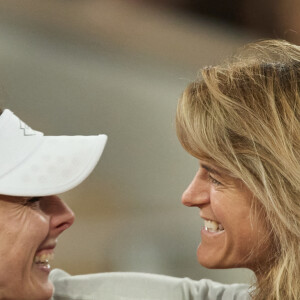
{"left": 210, "top": 192, "right": 228, "bottom": 222}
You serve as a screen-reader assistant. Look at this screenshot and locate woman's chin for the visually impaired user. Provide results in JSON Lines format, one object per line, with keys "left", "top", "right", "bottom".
{"left": 197, "top": 244, "right": 228, "bottom": 269}
{"left": 5, "top": 284, "right": 53, "bottom": 300}
{"left": 33, "top": 284, "right": 53, "bottom": 300}
{"left": 29, "top": 276, "right": 54, "bottom": 300}
{"left": 37, "top": 280, "right": 53, "bottom": 300}
{"left": 197, "top": 256, "right": 223, "bottom": 269}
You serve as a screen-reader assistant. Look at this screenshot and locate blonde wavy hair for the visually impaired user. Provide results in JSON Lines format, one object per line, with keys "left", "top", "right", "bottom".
{"left": 176, "top": 40, "right": 300, "bottom": 300}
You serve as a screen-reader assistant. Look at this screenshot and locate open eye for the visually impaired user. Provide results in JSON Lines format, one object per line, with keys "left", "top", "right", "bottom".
{"left": 208, "top": 174, "right": 222, "bottom": 186}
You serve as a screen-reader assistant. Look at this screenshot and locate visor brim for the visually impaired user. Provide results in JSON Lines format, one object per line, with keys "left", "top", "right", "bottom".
{"left": 0, "top": 134, "right": 107, "bottom": 196}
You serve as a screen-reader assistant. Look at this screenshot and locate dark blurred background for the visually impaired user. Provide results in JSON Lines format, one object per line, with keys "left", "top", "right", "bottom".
{"left": 0, "top": 0, "right": 297, "bottom": 285}
{"left": 150, "top": 0, "right": 300, "bottom": 42}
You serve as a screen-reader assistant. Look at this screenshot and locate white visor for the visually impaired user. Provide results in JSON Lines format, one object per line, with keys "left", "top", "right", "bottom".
{"left": 0, "top": 109, "right": 107, "bottom": 196}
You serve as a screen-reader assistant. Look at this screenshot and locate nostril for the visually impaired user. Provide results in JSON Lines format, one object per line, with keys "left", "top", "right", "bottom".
{"left": 53, "top": 209, "right": 75, "bottom": 233}
{"left": 56, "top": 222, "right": 72, "bottom": 233}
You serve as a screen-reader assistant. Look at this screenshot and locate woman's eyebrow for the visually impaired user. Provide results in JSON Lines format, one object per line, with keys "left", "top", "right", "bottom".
{"left": 200, "top": 163, "right": 222, "bottom": 176}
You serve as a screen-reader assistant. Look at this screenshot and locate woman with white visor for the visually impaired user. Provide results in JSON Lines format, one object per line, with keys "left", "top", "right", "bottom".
{"left": 0, "top": 108, "right": 107, "bottom": 300}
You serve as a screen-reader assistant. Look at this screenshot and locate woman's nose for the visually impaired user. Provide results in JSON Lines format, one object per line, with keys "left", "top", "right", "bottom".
{"left": 43, "top": 195, "right": 75, "bottom": 235}
{"left": 181, "top": 173, "right": 210, "bottom": 207}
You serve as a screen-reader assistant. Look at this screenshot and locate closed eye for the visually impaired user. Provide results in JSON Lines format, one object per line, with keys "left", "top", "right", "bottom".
{"left": 26, "top": 197, "right": 42, "bottom": 204}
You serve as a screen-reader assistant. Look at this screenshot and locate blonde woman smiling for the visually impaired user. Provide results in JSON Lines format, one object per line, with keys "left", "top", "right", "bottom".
{"left": 51, "top": 40, "right": 300, "bottom": 300}
{"left": 176, "top": 39, "right": 300, "bottom": 299}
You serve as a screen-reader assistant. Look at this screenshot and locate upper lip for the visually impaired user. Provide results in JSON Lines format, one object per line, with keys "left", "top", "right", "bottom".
{"left": 200, "top": 215, "right": 220, "bottom": 223}
{"left": 36, "top": 242, "right": 56, "bottom": 253}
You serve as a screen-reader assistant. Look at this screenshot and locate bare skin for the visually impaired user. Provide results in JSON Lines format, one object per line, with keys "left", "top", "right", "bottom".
{"left": 0, "top": 195, "right": 74, "bottom": 300}
{"left": 182, "top": 161, "right": 271, "bottom": 271}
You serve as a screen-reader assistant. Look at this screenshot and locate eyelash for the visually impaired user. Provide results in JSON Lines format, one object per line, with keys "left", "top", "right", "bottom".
{"left": 26, "top": 197, "right": 42, "bottom": 204}
{"left": 208, "top": 174, "right": 222, "bottom": 186}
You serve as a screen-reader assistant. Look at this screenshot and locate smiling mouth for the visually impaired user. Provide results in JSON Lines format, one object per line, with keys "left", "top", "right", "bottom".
{"left": 34, "top": 253, "right": 54, "bottom": 269}
{"left": 204, "top": 220, "right": 224, "bottom": 233}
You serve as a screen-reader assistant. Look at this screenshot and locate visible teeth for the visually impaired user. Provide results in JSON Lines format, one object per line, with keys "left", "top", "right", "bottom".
{"left": 204, "top": 220, "right": 224, "bottom": 232}
{"left": 34, "top": 253, "right": 54, "bottom": 264}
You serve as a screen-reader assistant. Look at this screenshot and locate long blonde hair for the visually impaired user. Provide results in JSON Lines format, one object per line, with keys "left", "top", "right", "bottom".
{"left": 176, "top": 40, "right": 300, "bottom": 300}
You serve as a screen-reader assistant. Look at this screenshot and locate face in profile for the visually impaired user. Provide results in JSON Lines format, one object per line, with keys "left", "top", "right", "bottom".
{"left": 182, "top": 161, "right": 271, "bottom": 271}
{"left": 0, "top": 195, "right": 74, "bottom": 300}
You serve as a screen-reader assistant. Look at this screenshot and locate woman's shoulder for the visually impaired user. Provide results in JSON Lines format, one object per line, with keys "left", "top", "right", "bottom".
{"left": 50, "top": 268, "right": 251, "bottom": 300}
